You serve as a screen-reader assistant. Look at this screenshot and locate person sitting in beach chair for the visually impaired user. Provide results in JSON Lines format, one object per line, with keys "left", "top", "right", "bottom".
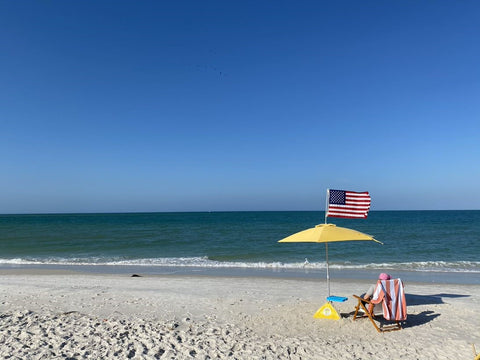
{"left": 361, "top": 272, "right": 391, "bottom": 314}
{"left": 363, "top": 273, "right": 391, "bottom": 300}
{"left": 353, "top": 273, "right": 407, "bottom": 332}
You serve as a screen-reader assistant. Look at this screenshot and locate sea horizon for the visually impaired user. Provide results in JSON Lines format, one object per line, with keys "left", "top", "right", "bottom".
{"left": 2, "top": 209, "right": 480, "bottom": 215}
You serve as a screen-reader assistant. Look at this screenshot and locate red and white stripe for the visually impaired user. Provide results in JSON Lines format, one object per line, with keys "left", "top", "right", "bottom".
{"left": 327, "top": 191, "right": 371, "bottom": 219}
{"left": 371, "top": 279, "right": 407, "bottom": 321}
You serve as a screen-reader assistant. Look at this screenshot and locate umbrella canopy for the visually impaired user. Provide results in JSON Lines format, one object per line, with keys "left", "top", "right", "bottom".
{"left": 278, "top": 223, "right": 380, "bottom": 244}
{"left": 279, "top": 223, "right": 382, "bottom": 297}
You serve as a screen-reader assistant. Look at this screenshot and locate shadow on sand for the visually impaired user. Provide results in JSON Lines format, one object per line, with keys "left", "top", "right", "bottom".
{"left": 406, "top": 292, "right": 470, "bottom": 306}
{"left": 403, "top": 293, "right": 470, "bottom": 328}
{"left": 344, "top": 293, "right": 470, "bottom": 329}
{"left": 401, "top": 310, "right": 439, "bottom": 328}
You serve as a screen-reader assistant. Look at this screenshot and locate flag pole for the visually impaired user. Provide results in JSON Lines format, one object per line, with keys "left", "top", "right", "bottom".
{"left": 325, "top": 188, "right": 329, "bottom": 224}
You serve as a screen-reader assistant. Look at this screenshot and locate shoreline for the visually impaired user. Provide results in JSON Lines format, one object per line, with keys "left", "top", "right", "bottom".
{"left": 1, "top": 272, "right": 479, "bottom": 359}
{"left": 1, "top": 263, "right": 479, "bottom": 285}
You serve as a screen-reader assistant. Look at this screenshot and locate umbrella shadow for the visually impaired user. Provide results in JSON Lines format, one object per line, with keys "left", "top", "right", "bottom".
{"left": 406, "top": 293, "right": 470, "bottom": 306}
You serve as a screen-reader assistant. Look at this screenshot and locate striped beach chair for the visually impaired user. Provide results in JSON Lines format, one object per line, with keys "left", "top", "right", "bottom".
{"left": 353, "top": 278, "right": 407, "bottom": 332}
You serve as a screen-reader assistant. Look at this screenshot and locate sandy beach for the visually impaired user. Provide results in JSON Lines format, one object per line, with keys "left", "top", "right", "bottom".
{"left": 0, "top": 270, "right": 479, "bottom": 359}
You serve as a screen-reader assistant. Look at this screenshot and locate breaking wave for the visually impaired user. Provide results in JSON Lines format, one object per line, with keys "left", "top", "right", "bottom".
{"left": 1, "top": 257, "right": 479, "bottom": 273}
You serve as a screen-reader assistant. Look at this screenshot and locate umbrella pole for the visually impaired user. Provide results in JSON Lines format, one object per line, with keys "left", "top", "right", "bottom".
{"left": 325, "top": 242, "right": 330, "bottom": 298}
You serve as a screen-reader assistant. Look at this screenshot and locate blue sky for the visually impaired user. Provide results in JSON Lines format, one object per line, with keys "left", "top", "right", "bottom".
{"left": 1, "top": 1, "right": 479, "bottom": 213}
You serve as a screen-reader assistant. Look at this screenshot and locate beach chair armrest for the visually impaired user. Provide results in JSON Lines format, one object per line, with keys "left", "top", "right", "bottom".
{"left": 353, "top": 294, "right": 373, "bottom": 305}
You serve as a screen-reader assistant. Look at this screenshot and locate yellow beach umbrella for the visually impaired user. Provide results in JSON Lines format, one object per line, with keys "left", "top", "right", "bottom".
{"left": 279, "top": 223, "right": 378, "bottom": 244}
{"left": 279, "top": 223, "right": 382, "bottom": 319}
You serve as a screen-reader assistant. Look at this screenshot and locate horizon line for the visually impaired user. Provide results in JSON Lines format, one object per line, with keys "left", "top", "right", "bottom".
{"left": 1, "top": 209, "right": 479, "bottom": 216}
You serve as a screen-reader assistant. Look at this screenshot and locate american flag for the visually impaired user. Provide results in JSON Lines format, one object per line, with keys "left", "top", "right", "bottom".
{"left": 326, "top": 189, "right": 371, "bottom": 219}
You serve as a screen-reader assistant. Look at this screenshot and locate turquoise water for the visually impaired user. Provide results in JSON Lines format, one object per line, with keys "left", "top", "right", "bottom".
{"left": 1, "top": 211, "right": 479, "bottom": 283}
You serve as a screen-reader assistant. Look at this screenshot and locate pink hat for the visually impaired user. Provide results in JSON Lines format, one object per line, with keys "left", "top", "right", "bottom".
{"left": 379, "top": 273, "right": 391, "bottom": 280}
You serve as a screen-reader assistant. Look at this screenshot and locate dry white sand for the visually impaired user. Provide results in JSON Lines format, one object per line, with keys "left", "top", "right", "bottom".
{"left": 1, "top": 270, "right": 479, "bottom": 359}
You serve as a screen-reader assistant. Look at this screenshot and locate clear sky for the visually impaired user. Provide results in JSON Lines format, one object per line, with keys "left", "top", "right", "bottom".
{"left": 1, "top": 1, "right": 479, "bottom": 213}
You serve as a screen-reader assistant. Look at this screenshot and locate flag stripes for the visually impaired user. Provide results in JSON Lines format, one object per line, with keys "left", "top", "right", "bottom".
{"left": 326, "top": 189, "right": 371, "bottom": 219}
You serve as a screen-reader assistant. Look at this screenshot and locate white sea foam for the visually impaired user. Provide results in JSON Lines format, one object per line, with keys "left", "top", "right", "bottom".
{"left": 1, "top": 257, "right": 479, "bottom": 273}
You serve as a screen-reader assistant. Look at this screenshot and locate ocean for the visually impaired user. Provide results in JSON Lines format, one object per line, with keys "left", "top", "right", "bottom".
{"left": 1, "top": 211, "right": 479, "bottom": 284}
